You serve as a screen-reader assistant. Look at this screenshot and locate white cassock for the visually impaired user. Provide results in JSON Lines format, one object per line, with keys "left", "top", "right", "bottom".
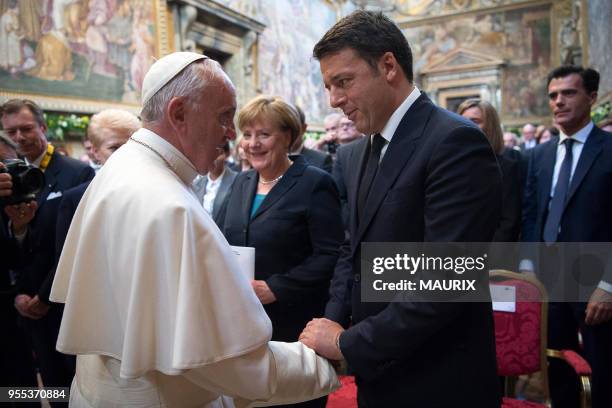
{"left": 50, "top": 128, "right": 339, "bottom": 407}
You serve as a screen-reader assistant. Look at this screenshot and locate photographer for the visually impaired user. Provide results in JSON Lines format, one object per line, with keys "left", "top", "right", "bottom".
{"left": 1, "top": 154, "right": 38, "bottom": 389}
{"left": 1, "top": 99, "right": 95, "bottom": 393}
{"left": 1, "top": 134, "right": 38, "bottom": 238}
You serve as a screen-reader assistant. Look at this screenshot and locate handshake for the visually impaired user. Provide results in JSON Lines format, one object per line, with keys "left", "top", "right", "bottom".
{"left": 299, "top": 318, "right": 345, "bottom": 364}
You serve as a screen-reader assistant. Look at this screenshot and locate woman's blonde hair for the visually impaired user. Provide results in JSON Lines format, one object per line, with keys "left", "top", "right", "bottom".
{"left": 457, "top": 99, "right": 504, "bottom": 155}
{"left": 237, "top": 95, "right": 301, "bottom": 148}
{"left": 88, "top": 109, "right": 141, "bottom": 147}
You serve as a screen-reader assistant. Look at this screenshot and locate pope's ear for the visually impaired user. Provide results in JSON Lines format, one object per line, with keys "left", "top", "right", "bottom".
{"left": 167, "top": 96, "right": 186, "bottom": 128}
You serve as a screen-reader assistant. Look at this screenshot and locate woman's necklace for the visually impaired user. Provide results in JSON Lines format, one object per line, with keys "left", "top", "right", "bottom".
{"left": 258, "top": 160, "right": 292, "bottom": 185}
{"left": 259, "top": 173, "right": 283, "bottom": 185}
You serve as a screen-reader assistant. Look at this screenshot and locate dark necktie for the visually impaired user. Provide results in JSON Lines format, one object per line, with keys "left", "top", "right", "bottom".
{"left": 543, "top": 138, "right": 575, "bottom": 243}
{"left": 357, "top": 134, "right": 385, "bottom": 222}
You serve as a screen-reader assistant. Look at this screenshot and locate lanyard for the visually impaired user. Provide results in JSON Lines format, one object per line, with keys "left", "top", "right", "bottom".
{"left": 39, "top": 143, "right": 54, "bottom": 172}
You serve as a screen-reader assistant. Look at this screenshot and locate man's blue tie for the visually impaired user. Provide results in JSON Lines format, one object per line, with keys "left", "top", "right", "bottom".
{"left": 543, "top": 138, "right": 575, "bottom": 243}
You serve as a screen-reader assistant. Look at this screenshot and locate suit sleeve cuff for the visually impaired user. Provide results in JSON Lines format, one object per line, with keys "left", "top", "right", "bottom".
{"left": 597, "top": 280, "right": 612, "bottom": 294}
{"left": 519, "top": 259, "right": 534, "bottom": 272}
{"left": 324, "top": 301, "right": 350, "bottom": 328}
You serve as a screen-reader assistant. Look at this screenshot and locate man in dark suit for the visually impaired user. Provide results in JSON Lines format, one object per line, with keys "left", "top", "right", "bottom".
{"left": 1, "top": 160, "right": 38, "bottom": 394}
{"left": 1, "top": 99, "right": 95, "bottom": 391}
{"left": 192, "top": 143, "right": 238, "bottom": 226}
{"left": 333, "top": 138, "right": 361, "bottom": 231}
{"left": 299, "top": 11, "right": 502, "bottom": 407}
{"left": 291, "top": 105, "right": 333, "bottom": 173}
{"left": 521, "top": 66, "right": 612, "bottom": 408}
{"left": 333, "top": 117, "right": 365, "bottom": 230}
{"left": 519, "top": 123, "right": 537, "bottom": 152}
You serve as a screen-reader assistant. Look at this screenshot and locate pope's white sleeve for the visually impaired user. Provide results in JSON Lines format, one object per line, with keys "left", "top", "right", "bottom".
{"left": 183, "top": 341, "right": 340, "bottom": 407}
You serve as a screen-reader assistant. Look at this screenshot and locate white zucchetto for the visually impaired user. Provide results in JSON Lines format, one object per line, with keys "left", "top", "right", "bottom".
{"left": 141, "top": 52, "right": 209, "bottom": 105}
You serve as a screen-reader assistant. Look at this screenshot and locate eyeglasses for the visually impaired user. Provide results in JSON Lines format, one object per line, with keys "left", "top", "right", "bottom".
{"left": 340, "top": 122, "right": 355, "bottom": 129}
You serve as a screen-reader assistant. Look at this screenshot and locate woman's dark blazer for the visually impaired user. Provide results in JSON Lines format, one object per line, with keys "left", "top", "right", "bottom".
{"left": 221, "top": 156, "right": 343, "bottom": 341}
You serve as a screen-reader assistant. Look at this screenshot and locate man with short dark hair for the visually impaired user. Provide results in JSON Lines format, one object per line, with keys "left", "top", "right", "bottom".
{"left": 522, "top": 65, "right": 612, "bottom": 408}
{"left": 1, "top": 98, "right": 95, "bottom": 391}
{"left": 299, "top": 10, "right": 501, "bottom": 407}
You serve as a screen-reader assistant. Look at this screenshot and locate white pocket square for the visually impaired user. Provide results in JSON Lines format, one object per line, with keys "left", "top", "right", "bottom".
{"left": 47, "top": 191, "right": 63, "bottom": 200}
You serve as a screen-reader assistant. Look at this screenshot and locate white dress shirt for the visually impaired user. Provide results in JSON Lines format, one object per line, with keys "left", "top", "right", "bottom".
{"left": 203, "top": 168, "right": 225, "bottom": 214}
{"left": 375, "top": 86, "right": 421, "bottom": 162}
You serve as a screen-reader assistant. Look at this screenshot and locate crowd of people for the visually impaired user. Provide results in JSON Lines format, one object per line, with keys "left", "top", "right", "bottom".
{"left": 1, "top": 9, "right": 611, "bottom": 408}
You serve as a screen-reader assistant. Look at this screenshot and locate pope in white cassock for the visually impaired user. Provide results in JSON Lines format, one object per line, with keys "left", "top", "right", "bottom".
{"left": 50, "top": 52, "right": 339, "bottom": 407}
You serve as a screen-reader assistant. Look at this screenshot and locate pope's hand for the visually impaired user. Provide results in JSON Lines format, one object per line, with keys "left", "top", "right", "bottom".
{"left": 251, "top": 280, "right": 277, "bottom": 304}
{"left": 299, "top": 318, "right": 344, "bottom": 361}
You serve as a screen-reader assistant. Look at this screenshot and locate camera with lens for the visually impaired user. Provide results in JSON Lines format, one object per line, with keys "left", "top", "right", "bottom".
{"left": 0, "top": 159, "right": 45, "bottom": 206}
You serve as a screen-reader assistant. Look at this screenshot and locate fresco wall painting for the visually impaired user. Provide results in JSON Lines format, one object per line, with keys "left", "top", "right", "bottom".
{"left": 0, "top": 0, "right": 171, "bottom": 113}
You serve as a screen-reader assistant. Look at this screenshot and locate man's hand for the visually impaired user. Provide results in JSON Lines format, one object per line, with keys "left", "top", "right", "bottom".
{"left": 14, "top": 294, "right": 46, "bottom": 319}
{"left": 251, "top": 280, "right": 277, "bottom": 304}
{"left": 585, "top": 287, "right": 612, "bottom": 325}
{"left": 0, "top": 170, "right": 11, "bottom": 197}
{"left": 4, "top": 201, "right": 37, "bottom": 234}
{"left": 299, "top": 318, "right": 344, "bottom": 361}
{"left": 27, "top": 295, "right": 50, "bottom": 319}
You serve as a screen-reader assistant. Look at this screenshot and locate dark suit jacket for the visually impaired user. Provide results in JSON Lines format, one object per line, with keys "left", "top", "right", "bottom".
{"left": 494, "top": 152, "right": 522, "bottom": 241}
{"left": 221, "top": 156, "right": 343, "bottom": 341}
{"left": 16, "top": 152, "right": 95, "bottom": 303}
{"left": 522, "top": 126, "right": 612, "bottom": 243}
{"left": 299, "top": 147, "right": 333, "bottom": 173}
{"left": 332, "top": 140, "right": 362, "bottom": 230}
{"left": 55, "top": 181, "right": 90, "bottom": 265}
{"left": 196, "top": 167, "right": 238, "bottom": 226}
{"left": 327, "top": 94, "right": 502, "bottom": 407}
{"left": 0, "top": 213, "right": 20, "bottom": 292}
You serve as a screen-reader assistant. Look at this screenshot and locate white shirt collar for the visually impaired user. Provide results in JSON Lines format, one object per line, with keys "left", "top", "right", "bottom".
{"left": 131, "top": 128, "right": 198, "bottom": 185}
{"left": 378, "top": 86, "right": 421, "bottom": 143}
{"left": 558, "top": 121, "right": 593, "bottom": 145}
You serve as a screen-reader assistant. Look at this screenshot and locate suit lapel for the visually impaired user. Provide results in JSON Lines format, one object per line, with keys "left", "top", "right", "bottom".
{"left": 352, "top": 94, "right": 433, "bottom": 251}
{"left": 537, "top": 142, "right": 557, "bottom": 221}
{"left": 241, "top": 171, "right": 258, "bottom": 228}
{"left": 566, "top": 127, "right": 603, "bottom": 204}
{"left": 250, "top": 158, "right": 306, "bottom": 221}
{"left": 212, "top": 170, "right": 233, "bottom": 219}
{"left": 36, "top": 152, "right": 60, "bottom": 207}
{"left": 349, "top": 137, "right": 370, "bottom": 239}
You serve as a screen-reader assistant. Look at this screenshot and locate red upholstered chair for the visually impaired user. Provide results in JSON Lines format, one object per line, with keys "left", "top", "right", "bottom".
{"left": 326, "top": 375, "right": 357, "bottom": 408}
{"left": 490, "top": 270, "right": 592, "bottom": 408}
